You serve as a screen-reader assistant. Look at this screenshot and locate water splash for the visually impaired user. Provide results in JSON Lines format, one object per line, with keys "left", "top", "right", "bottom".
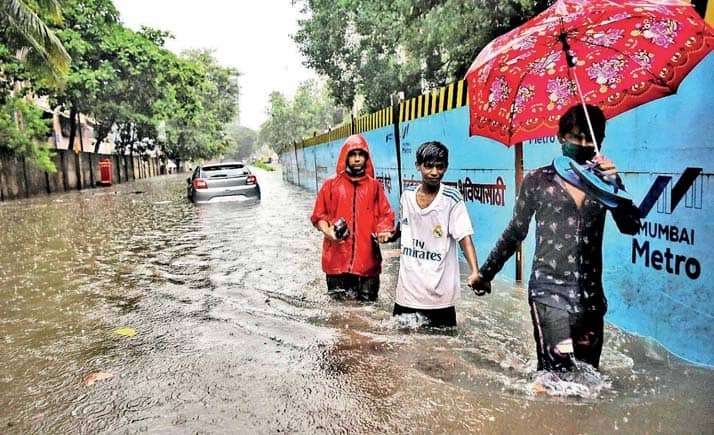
{"left": 389, "top": 313, "right": 431, "bottom": 329}
{"left": 527, "top": 363, "right": 611, "bottom": 399}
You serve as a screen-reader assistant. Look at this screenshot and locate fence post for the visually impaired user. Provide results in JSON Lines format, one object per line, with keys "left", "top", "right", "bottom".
{"left": 391, "top": 97, "right": 403, "bottom": 197}
{"left": 293, "top": 141, "right": 300, "bottom": 187}
{"left": 76, "top": 112, "right": 84, "bottom": 189}
{"left": 22, "top": 157, "right": 30, "bottom": 198}
{"left": 0, "top": 156, "right": 5, "bottom": 201}
{"left": 60, "top": 150, "right": 68, "bottom": 191}
{"left": 514, "top": 141, "right": 524, "bottom": 282}
{"left": 88, "top": 153, "right": 95, "bottom": 187}
{"left": 75, "top": 151, "right": 82, "bottom": 190}
{"left": 313, "top": 152, "right": 319, "bottom": 192}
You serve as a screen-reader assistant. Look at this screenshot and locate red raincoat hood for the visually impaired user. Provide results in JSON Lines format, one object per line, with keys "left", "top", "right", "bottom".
{"left": 335, "top": 134, "right": 375, "bottom": 178}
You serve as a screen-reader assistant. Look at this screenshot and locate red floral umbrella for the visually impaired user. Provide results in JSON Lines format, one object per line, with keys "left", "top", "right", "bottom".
{"left": 466, "top": 0, "right": 714, "bottom": 148}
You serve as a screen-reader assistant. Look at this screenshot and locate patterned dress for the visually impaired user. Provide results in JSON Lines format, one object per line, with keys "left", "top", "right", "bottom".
{"left": 480, "top": 164, "right": 640, "bottom": 314}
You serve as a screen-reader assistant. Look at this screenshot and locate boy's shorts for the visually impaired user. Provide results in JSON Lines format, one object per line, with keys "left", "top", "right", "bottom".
{"left": 392, "top": 303, "right": 456, "bottom": 328}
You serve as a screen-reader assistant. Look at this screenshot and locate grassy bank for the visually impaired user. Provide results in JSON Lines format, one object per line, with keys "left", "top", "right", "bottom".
{"left": 252, "top": 161, "right": 275, "bottom": 171}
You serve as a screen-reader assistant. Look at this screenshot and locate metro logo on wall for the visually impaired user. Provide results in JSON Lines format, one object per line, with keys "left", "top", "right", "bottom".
{"left": 637, "top": 167, "right": 703, "bottom": 217}
{"left": 631, "top": 167, "right": 704, "bottom": 280}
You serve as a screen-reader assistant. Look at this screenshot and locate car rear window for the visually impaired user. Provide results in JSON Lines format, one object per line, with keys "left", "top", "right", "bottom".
{"left": 200, "top": 164, "right": 250, "bottom": 178}
{"left": 203, "top": 164, "right": 245, "bottom": 171}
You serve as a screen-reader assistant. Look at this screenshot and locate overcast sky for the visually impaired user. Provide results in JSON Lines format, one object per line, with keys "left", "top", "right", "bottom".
{"left": 112, "top": 0, "right": 317, "bottom": 130}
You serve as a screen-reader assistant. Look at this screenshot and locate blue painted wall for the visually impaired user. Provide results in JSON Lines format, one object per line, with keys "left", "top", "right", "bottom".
{"left": 282, "top": 53, "right": 714, "bottom": 367}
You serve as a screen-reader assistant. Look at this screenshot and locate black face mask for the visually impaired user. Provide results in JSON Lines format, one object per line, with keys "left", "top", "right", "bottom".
{"left": 561, "top": 141, "right": 596, "bottom": 164}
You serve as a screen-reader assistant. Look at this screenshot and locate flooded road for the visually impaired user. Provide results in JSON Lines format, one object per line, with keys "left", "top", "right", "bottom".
{"left": 1, "top": 168, "right": 712, "bottom": 434}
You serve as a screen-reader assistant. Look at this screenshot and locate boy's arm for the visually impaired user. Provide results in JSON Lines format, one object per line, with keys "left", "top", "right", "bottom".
{"left": 610, "top": 199, "right": 641, "bottom": 235}
{"left": 479, "top": 173, "right": 537, "bottom": 284}
{"left": 459, "top": 236, "right": 480, "bottom": 288}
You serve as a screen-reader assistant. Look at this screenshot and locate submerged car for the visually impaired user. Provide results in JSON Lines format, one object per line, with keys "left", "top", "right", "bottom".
{"left": 186, "top": 162, "right": 261, "bottom": 203}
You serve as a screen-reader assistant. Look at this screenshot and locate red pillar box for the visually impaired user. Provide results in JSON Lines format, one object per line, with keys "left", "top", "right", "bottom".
{"left": 99, "top": 158, "right": 112, "bottom": 186}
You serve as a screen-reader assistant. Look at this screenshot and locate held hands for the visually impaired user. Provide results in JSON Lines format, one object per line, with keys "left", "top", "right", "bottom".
{"left": 376, "top": 223, "right": 401, "bottom": 243}
{"left": 468, "top": 273, "right": 491, "bottom": 296}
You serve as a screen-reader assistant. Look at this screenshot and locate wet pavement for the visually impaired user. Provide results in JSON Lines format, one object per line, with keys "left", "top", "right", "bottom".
{"left": 0, "top": 167, "right": 712, "bottom": 434}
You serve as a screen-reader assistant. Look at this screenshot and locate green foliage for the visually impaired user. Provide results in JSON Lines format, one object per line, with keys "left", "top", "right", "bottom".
{"left": 0, "top": 95, "right": 55, "bottom": 171}
{"left": 1, "top": 0, "right": 242, "bottom": 169}
{"left": 162, "top": 49, "right": 241, "bottom": 162}
{"left": 98, "top": 25, "right": 172, "bottom": 155}
{"left": 0, "top": 0, "right": 71, "bottom": 80}
{"left": 49, "top": 0, "right": 179, "bottom": 155}
{"left": 224, "top": 123, "right": 257, "bottom": 161}
{"left": 0, "top": 23, "right": 57, "bottom": 171}
{"left": 294, "top": 0, "right": 552, "bottom": 111}
{"left": 251, "top": 161, "right": 274, "bottom": 171}
{"left": 0, "top": 41, "right": 28, "bottom": 98}
{"left": 258, "top": 80, "right": 346, "bottom": 152}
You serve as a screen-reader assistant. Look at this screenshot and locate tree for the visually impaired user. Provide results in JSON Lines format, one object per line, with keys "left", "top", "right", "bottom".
{"left": 0, "top": 0, "right": 69, "bottom": 171}
{"left": 0, "top": 94, "right": 55, "bottom": 171}
{"left": 162, "top": 49, "right": 241, "bottom": 165}
{"left": 46, "top": 0, "right": 120, "bottom": 155}
{"left": 49, "top": 1, "right": 193, "bottom": 161}
{"left": 294, "top": 0, "right": 552, "bottom": 111}
{"left": 258, "top": 79, "right": 346, "bottom": 151}
{"left": 1, "top": 0, "right": 241, "bottom": 172}
{"left": 225, "top": 123, "right": 257, "bottom": 161}
{"left": 101, "top": 26, "right": 175, "bottom": 158}
{"left": 0, "top": 0, "right": 71, "bottom": 78}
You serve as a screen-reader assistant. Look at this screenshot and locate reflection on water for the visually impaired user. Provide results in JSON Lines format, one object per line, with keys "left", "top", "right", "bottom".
{"left": 0, "top": 169, "right": 712, "bottom": 434}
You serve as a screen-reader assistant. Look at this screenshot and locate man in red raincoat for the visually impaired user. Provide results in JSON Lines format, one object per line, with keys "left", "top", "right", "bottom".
{"left": 311, "top": 134, "right": 396, "bottom": 301}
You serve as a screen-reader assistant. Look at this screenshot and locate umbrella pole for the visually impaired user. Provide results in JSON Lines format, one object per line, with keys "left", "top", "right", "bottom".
{"left": 572, "top": 68, "right": 621, "bottom": 190}
{"left": 571, "top": 68, "right": 601, "bottom": 155}
{"left": 560, "top": 27, "right": 601, "bottom": 154}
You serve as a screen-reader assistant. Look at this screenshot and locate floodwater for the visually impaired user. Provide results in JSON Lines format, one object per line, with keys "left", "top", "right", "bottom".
{"left": 0, "top": 167, "right": 712, "bottom": 434}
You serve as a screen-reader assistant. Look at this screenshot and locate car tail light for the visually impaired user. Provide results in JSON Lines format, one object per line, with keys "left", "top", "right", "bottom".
{"left": 193, "top": 178, "right": 208, "bottom": 189}
{"left": 247, "top": 175, "right": 257, "bottom": 185}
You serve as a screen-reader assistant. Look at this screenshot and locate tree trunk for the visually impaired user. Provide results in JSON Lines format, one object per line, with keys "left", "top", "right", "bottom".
{"left": 93, "top": 119, "right": 115, "bottom": 154}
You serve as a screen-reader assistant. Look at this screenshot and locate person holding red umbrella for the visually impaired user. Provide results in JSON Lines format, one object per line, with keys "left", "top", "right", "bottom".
{"left": 464, "top": 0, "right": 711, "bottom": 372}
{"left": 471, "top": 104, "right": 641, "bottom": 372}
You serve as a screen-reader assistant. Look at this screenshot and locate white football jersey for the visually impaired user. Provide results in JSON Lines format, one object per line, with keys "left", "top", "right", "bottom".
{"left": 395, "top": 183, "right": 474, "bottom": 309}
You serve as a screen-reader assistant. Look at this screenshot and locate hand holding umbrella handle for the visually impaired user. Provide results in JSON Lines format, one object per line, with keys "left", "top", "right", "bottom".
{"left": 585, "top": 161, "right": 620, "bottom": 194}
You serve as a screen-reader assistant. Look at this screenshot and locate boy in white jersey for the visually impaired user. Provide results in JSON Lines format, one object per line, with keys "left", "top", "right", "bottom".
{"left": 393, "top": 141, "right": 481, "bottom": 327}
